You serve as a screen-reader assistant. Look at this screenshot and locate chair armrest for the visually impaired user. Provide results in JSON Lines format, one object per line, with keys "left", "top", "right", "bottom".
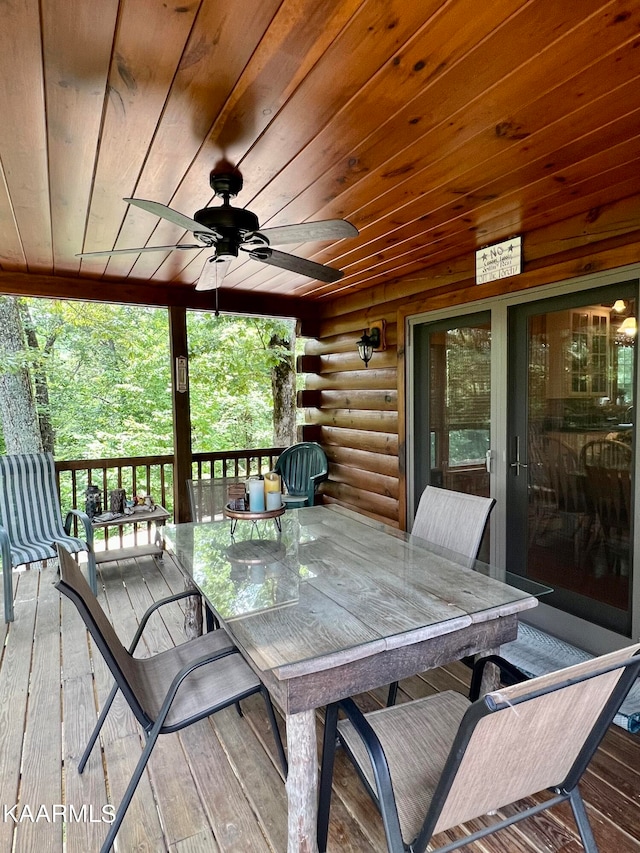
{"left": 308, "top": 470, "right": 329, "bottom": 506}
{"left": 0, "top": 523, "right": 11, "bottom": 566}
{"left": 332, "top": 697, "right": 404, "bottom": 846}
{"left": 0, "top": 524, "right": 14, "bottom": 622}
{"left": 156, "top": 647, "right": 242, "bottom": 720}
{"left": 129, "top": 588, "right": 205, "bottom": 653}
{"left": 469, "top": 654, "right": 530, "bottom": 702}
{"left": 64, "top": 509, "right": 94, "bottom": 549}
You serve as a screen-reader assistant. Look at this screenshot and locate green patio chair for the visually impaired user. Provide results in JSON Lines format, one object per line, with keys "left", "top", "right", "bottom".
{"left": 0, "top": 452, "right": 96, "bottom": 622}
{"left": 274, "top": 442, "right": 328, "bottom": 509}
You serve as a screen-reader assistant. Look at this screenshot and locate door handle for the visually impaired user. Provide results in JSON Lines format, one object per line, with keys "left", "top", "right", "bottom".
{"left": 510, "top": 436, "right": 528, "bottom": 476}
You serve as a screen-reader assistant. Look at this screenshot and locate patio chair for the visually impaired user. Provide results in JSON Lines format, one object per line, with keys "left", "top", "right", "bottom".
{"left": 411, "top": 485, "right": 495, "bottom": 559}
{"left": 187, "top": 475, "right": 245, "bottom": 522}
{"left": 274, "top": 441, "right": 328, "bottom": 508}
{"left": 385, "top": 485, "right": 495, "bottom": 705}
{"left": 582, "top": 439, "right": 633, "bottom": 573}
{"left": 318, "top": 642, "right": 640, "bottom": 853}
{"left": 0, "top": 451, "right": 96, "bottom": 622}
{"left": 55, "top": 544, "right": 287, "bottom": 853}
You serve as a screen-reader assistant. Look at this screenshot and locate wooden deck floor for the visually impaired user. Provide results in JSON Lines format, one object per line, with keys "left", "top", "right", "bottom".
{"left": 1, "top": 553, "right": 639, "bottom": 852}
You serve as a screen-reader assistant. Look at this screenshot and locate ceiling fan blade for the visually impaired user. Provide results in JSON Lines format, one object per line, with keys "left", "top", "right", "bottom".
{"left": 196, "top": 256, "right": 232, "bottom": 291}
{"left": 256, "top": 219, "right": 358, "bottom": 245}
{"left": 77, "top": 244, "right": 202, "bottom": 258}
{"left": 247, "top": 247, "right": 344, "bottom": 282}
{"left": 124, "top": 198, "right": 219, "bottom": 238}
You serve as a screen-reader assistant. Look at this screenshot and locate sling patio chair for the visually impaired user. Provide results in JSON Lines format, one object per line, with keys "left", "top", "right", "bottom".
{"left": 318, "top": 642, "right": 640, "bottom": 853}
{"left": 385, "top": 485, "right": 495, "bottom": 705}
{"left": 0, "top": 451, "right": 96, "bottom": 622}
{"left": 410, "top": 485, "right": 495, "bottom": 560}
{"left": 55, "top": 544, "right": 287, "bottom": 853}
{"left": 186, "top": 475, "right": 246, "bottom": 522}
{"left": 274, "top": 441, "right": 328, "bottom": 508}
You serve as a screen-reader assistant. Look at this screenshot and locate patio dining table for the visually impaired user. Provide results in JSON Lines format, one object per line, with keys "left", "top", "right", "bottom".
{"left": 164, "top": 504, "right": 540, "bottom": 853}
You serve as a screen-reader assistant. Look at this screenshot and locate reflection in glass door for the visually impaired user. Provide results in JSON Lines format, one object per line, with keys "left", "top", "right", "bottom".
{"left": 507, "top": 284, "right": 636, "bottom": 635}
{"left": 414, "top": 313, "right": 491, "bottom": 558}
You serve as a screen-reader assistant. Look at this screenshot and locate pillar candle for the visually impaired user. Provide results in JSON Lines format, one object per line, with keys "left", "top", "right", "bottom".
{"left": 264, "top": 472, "right": 280, "bottom": 492}
{"left": 266, "top": 491, "right": 282, "bottom": 510}
{"left": 264, "top": 472, "right": 282, "bottom": 510}
{"left": 248, "top": 478, "right": 265, "bottom": 512}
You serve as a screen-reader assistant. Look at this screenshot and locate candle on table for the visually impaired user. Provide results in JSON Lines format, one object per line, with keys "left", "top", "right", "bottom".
{"left": 264, "top": 472, "right": 281, "bottom": 510}
{"left": 248, "top": 478, "right": 265, "bottom": 512}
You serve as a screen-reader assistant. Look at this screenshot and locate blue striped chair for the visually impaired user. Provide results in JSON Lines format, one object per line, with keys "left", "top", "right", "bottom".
{"left": 0, "top": 452, "right": 96, "bottom": 622}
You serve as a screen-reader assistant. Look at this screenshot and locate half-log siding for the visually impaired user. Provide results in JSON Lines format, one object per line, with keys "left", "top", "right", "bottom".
{"left": 301, "top": 194, "right": 640, "bottom": 529}
{"left": 300, "top": 319, "right": 401, "bottom": 526}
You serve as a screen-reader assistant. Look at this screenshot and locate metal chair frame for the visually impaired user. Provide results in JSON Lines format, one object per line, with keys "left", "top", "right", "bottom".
{"left": 55, "top": 545, "right": 287, "bottom": 853}
{"left": 318, "top": 648, "right": 640, "bottom": 853}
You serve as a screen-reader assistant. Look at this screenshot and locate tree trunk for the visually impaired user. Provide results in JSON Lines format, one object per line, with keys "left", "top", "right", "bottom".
{"left": 0, "top": 297, "right": 43, "bottom": 453}
{"left": 19, "top": 301, "right": 55, "bottom": 453}
{"left": 270, "top": 323, "right": 297, "bottom": 447}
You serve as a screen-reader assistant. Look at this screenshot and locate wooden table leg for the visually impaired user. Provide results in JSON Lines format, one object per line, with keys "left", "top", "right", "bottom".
{"left": 475, "top": 646, "right": 502, "bottom": 694}
{"left": 285, "top": 708, "right": 319, "bottom": 853}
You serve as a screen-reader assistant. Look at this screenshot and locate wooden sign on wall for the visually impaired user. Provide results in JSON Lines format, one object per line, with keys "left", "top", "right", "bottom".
{"left": 476, "top": 236, "right": 522, "bottom": 284}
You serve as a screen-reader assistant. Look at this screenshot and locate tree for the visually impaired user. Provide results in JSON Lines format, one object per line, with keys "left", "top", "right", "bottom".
{"left": 0, "top": 297, "right": 43, "bottom": 453}
{"left": 268, "top": 321, "right": 297, "bottom": 446}
{"left": 0, "top": 298, "right": 298, "bottom": 460}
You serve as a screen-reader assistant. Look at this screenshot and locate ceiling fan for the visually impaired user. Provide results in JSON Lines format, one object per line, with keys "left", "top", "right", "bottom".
{"left": 78, "top": 162, "right": 358, "bottom": 293}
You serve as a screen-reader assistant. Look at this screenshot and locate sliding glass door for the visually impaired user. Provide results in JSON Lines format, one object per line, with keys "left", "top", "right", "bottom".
{"left": 507, "top": 283, "right": 637, "bottom": 635}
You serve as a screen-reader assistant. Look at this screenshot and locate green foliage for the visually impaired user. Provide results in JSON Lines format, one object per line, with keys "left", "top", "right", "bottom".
{"left": 187, "top": 312, "right": 296, "bottom": 451}
{"left": 1, "top": 298, "right": 295, "bottom": 460}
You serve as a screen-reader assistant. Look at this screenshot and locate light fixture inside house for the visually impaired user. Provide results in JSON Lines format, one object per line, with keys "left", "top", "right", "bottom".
{"left": 612, "top": 299, "right": 627, "bottom": 313}
{"left": 356, "top": 319, "right": 386, "bottom": 367}
{"left": 620, "top": 316, "right": 637, "bottom": 337}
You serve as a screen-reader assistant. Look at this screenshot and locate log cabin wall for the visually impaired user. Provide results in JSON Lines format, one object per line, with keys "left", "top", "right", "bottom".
{"left": 298, "top": 195, "right": 640, "bottom": 530}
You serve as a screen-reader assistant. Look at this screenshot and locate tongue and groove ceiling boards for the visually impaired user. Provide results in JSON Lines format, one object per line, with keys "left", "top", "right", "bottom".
{"left": 1, "top": 0, "right": 639, "bottom": 308}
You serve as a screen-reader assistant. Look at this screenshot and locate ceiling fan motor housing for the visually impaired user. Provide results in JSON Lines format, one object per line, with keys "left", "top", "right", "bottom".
{"left": 193, "top": 205, "right": 261, "bottom": 257}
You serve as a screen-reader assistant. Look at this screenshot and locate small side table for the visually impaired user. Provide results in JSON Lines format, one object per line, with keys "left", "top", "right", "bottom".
{"left": 92, "top": 505, "right": 171, "bottom": 564}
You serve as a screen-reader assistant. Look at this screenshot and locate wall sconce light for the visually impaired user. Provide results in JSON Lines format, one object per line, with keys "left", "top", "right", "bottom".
{"left": 356, "top": 320, "right": 386, "bottom": 367}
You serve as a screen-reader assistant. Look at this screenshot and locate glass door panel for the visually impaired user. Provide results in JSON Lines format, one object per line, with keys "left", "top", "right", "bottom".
{"left": 507, "top": 284, "right": 636, "bottom": 635}
{"left": 414, "top": 313, "right": 491, "bottom": 558}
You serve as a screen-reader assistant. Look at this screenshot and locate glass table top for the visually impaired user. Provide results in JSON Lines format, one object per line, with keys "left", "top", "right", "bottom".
{"left": 164, "top": 505, "right": 550, "bottom": 675}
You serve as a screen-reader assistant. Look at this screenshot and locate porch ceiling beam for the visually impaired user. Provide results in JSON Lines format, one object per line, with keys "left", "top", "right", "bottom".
{"left": 0, "top": 271, "right": 314, "bottom": 320}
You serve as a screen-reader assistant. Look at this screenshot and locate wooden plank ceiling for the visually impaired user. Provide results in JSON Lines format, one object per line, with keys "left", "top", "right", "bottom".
{"left": 1, "top": 0, "right": 640, "bottom": 311}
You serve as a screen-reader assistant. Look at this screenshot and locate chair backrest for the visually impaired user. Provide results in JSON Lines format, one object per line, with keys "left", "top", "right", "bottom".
{"left": 0, "top": 452, "right": 65, "bottom": 544}
{"left": 411, "top": 486, "right": 495, "bottom": 560}
{"left": 541, "top": 436, "right": 587, "bottom": 513}
{"left": 581, "top": 438, "right": 632, "bottom": 470}
{"left": 274, "top": 442, "right": 328, "bottom": 502}
{"left": 187, "top": 477, "right": 245, "bottom": 522}
{"left": 55, "top": 544, "right": 148, "bottom": 726}
{"left": 424, "top": 643, "right": 640, "bottom": 840}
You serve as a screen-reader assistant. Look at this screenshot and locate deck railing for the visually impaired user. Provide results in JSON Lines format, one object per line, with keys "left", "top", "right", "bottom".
{"left": 56, "top": 447, "right": 284, "bottom": 548}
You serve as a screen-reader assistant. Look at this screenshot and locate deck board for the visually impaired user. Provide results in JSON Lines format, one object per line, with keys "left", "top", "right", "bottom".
{"left": 0, "top": 555, "right": 639, "bottom": 852}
